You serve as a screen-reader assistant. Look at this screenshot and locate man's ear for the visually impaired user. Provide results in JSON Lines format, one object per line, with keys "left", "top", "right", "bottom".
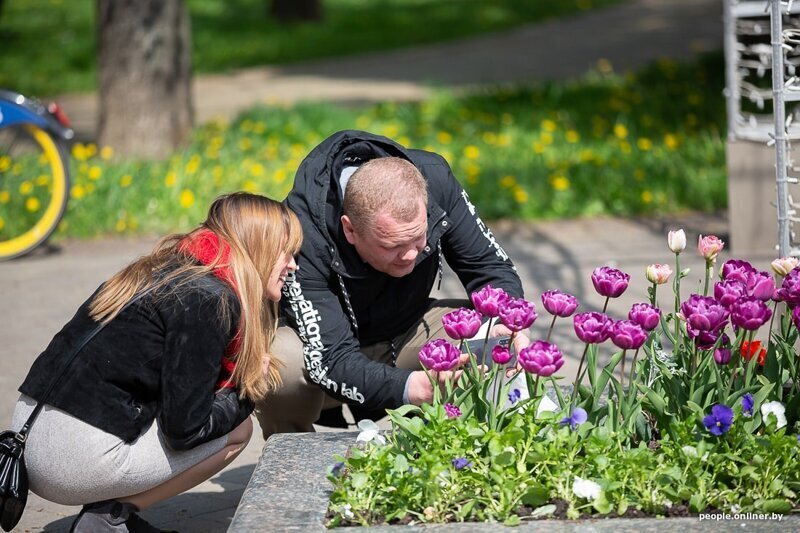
{"left": 341, "top": 215, "right": 357, "bottom": 245}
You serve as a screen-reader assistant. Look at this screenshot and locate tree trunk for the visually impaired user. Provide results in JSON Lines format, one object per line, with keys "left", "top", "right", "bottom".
{"left": 97, "top": 0, "right": 193, "bottom": 158}
{"left": 269, "top": 0, "right": 323, "bottom": 22}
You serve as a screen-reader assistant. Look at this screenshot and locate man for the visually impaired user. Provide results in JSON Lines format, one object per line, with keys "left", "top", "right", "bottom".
{"left": 255, "top": 130, "right": 526, "bottom": 438}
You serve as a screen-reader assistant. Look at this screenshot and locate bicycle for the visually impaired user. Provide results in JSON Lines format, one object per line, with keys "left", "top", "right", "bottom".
{"left": 0, "top": 89, "right": 74, "bottom": 260}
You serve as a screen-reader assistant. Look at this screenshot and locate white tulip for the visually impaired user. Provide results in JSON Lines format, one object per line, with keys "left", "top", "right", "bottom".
{"left": 356, "top": 419, "right": 386, "bottom": 445}
{"left": 572, "top": 476, "right": 602, "bottom": 501}
{"left": 668, "top": 229, "right": 687, "bottom": 253}
{"left": 760, "top": 401, "right": 787, "bottom": 429}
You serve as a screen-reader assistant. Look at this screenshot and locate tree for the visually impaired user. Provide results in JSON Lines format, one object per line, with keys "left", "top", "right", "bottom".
{"left": 97, "top": 0, "right": 193, "bottom": 158}
{"left": 269, "top": 0, "right": 323, "bottom": 22}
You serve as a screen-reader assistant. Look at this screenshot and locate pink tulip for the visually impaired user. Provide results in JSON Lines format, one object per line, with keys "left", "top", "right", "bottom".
{"left": 645, "top": 263, "right": 673, "bottom": 285}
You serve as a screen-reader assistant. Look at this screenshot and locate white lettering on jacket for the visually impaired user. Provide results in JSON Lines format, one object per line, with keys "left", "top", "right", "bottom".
{"left": 283, "top": 271, "right": 364, "bottom": 402}
{"left": 460, "top": 189, "right": 514, "bottom": 268}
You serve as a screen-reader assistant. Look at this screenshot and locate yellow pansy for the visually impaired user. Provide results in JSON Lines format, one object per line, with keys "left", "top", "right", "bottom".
{"left": 179, "top": 189, "right": 195, "bottom": 208}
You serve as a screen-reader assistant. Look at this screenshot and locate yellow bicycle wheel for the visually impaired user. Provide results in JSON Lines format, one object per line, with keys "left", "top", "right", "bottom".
{"left": 0, "top": 123, "right": 69, "bottom": 260}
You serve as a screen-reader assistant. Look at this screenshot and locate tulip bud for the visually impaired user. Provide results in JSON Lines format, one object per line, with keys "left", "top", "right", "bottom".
{"left": 645, "top": 263, "right": 673, "bottom": 285}
{"left": 668, "top": 229, "right": 686, "bottom": 254}
{"left": 698, "top": 234, "right": 724, "bottom": 263}
{"left": 771, "top": 256, "right": 800, "bottom": 277}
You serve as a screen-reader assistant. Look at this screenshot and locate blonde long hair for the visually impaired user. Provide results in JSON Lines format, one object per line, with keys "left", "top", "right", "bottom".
{"left": 88, "top": 192, "right": 303, "bottom": 401}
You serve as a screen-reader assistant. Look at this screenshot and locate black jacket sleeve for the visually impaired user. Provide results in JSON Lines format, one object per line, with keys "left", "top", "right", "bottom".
{"left": 422, "top": 157, "right": 524, "bottom": 299}
{"left": 280, "top": 260, "right": 413, "bottom": 409}
{"left": 157, "top": 285, "right": 253, "bottom": 451}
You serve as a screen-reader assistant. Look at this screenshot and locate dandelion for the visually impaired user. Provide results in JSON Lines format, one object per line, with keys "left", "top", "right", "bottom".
{"left": 164, "top": 171, "right": 177, "bottom": 187}
{"left": 100, "top": 146, "right": 114, "bottom": 160}
{"left": 513, "top": 187, "right": 528, "bottom": 203}
{"left": 550, "top": 175, "right": 570, "bottom": 191}
{"left": 637, "top": 138, "right": 653, "bottom": 150}
{"left": 179, "top": 189, "right": 195, "bottom": 209}
{"left": 120, "top": 175, "right": 133, "bottom": 188}
{"left": 25, "top": 197, "right": 40, "bottom": 212}
{"left": 436, "top": 131, "right": 452, "bottom": 144}
{"left": 664, "top": 133, "right": 679, "bottom": 150}
{"left": 0, "top": 191, "right": 9, "bottom": 203}
{"left": 19, "top": 181, "right": 33, "bottom": 195}
{"left": 88, "top": 166, "right": 102, "bottom": 181}
{"left": 541, "top": 119, "right": 557, "bottom": 132}
{"left": 641, "top": 191, "right": 653, "bottom": 203}
{"left": 464, "top": 145, "right": 480, "bottom": 159}
{"left": 71, "top": 184, "right": 86, "bottom": 200}
{"left": 613, "top": 123, "right": 628, "bottom": 139}
{"left": 566, "top": 130, "right": 580, "bottom": 143}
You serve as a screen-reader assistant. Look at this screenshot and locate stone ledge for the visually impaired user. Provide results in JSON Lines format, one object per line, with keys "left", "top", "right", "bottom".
{"left": 228, "top": 431, "right": 800, "bottom": 532}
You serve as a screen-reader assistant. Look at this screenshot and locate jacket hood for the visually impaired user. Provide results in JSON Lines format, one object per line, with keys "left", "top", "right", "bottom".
{"left": 286, "top": 130, "right": 412, "bottom": 276}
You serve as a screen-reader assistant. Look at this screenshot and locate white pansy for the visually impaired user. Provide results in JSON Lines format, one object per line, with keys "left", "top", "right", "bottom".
{"left": 356, "top": 419, "right": 386, "bottom": 445}
{"left": 572, "top": 476, "right": 602, "bottom": 501}
{"left": 682, "top": 445, "right": 698, "bottom": 457}
{"left": 341, "top": 504, "right": 354, "bottom": 519}
{"left": 760, "top": 401, "right": 787, "bottom": 429}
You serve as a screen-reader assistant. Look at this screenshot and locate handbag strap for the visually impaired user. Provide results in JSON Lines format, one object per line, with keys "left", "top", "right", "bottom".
{"left": 17, "top": 288, "right": 153, "bottom": 440}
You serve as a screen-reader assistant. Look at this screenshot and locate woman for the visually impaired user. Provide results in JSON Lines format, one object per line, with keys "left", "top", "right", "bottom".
{"left": 12, "top": 192, "right": 302, "bottom": 532}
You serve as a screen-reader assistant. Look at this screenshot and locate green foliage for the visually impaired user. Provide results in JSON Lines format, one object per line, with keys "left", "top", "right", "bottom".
{"left": 0, "top": 0, "right": 623, "bottom": 96}
{"left": 0, "top": 54, "right": 727, "bottom": 240}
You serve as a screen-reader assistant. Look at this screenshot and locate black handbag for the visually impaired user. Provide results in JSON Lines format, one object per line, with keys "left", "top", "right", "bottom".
{"left": 0, "top": 290, "right": 151, "bottom": 532}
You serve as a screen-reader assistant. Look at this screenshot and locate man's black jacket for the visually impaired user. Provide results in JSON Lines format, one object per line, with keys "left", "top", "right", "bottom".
{"left": 281, "top": 130, "right": 524, "bottom": 409}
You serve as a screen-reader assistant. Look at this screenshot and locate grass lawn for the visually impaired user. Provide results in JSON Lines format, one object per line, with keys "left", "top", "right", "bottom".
{"left": 15, "top": 52, "right": 725, "bottom": 240}
{"left": 0, "top": 0, "right": 624, "bottom": 96}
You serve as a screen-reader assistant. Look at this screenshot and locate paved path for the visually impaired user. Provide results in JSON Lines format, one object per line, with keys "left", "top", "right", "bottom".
{"left": 0, "top": 0, "right": 734, "bottom": 530}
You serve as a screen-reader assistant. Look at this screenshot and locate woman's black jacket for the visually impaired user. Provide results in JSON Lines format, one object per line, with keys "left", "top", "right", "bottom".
{"left": 19, "top": 273, "right": 253, "bottom": 449}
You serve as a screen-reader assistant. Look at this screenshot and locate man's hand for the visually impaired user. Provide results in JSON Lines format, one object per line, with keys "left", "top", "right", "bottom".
{"left": 407, "top": 353, "right": 470, "bottom": 405}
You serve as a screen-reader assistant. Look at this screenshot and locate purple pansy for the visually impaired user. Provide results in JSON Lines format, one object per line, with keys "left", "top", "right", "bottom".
{"left": 471, "top": 284, "right": 510, "bottom": 318}
{"left": 518, "top": 341, "right": 564, "bottom": 377}
{"left": 742, "top": 393, "right": 754, "bottom": 417}
{"left": 541, "top": 290, "right": 580, "bottom": 318}
{"left": 498, "top": 297, "right": 537, "bottom": 332}
{"left": 703, "top": 404, "right": 734, "bottom": 436}
{"left": 591, "top": 266, "right": 631, "bottom": 298}
{"left": 508, "top": 388, "right": 521, "bottom": 404}
{"left": 451, "top": 458, "right": 473, "bottom": 470}
{"left": 628, "top": 302, "right": 661, "bottom": 331}
{"left": 560, "top": 407, "right": 588, "bottom": 430}
{"left": 418, "top": 338, "right": 461, "bottom": 371}
{"left": 573, "top": 312, "right": 612, "bottom": 344}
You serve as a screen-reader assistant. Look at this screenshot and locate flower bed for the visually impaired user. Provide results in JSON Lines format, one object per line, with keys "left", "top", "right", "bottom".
{"left": 326, "top": 231, "right": 800, "bottom": 526}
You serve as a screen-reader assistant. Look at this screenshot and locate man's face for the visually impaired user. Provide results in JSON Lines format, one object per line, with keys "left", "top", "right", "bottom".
{"left": 342, "top": 201, "right": 428, "bottom": 277}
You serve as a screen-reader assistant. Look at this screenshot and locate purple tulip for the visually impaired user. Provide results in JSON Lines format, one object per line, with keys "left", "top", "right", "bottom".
{"left": 628, "top": 302, "right": 661, "bottom": 331}
{"left": 775, "top": 268, "right": 800, "bottom": 307}
{"left": 471, "top": 284, "right": 511, "bottom": 318}
{"left": 688, "top": 327, "right": 721, "bottom": 350}
{"left": 573, "top": 312, "right": 612, "bottom": 344}
{"left": 730, "top": 296, "right": 772, "bottom": 331}
{"left": 681, "top": 294, "right": 730, "bottom": 332}
{"left": 444, "top": 403, "right": 462, "bottom": 419}
{"left": 498, "top": 297, "right": 537, "bottom": 332}
{"left": 741, "top": 393, "right": 754, "bottom": 417}
{"left": 714, "top": 279, "right": 747, "bottom": 309}
{"left": 559, "top": 407, "right": 588, "bottom": 430}
{"left": 418, "top": 338, "right": 461, "bottom": 371}
{"left": 610, "top": 320, "right": 647, "bottom": 350}
{"left": 591, "top": 266, "right": 631, "bottom": 298}
{"left": 745, "top": 270, "right": 776, "bottom": 302}
{"left": 491, "top": 344, "right": 513, "bottom": 365}
{"left": 541, "top": 290, "right": 579, "bottom": 318}
{"left": 442, "top": 308, "right": 482, "bottom": 340}
{"left": 703, "top": 404, "right": 734, "bottom": 436}
{"left": 793, "top": 306, "right": 800, "bottom": 331}
{"left": 721, "top": 259, "right": 757, "bottom": 283}
{"left": 714, "top": 346, "right": 731, "bottom": 365}
{"left": 518, "top": 341, "right": 564, "bottom": 377}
